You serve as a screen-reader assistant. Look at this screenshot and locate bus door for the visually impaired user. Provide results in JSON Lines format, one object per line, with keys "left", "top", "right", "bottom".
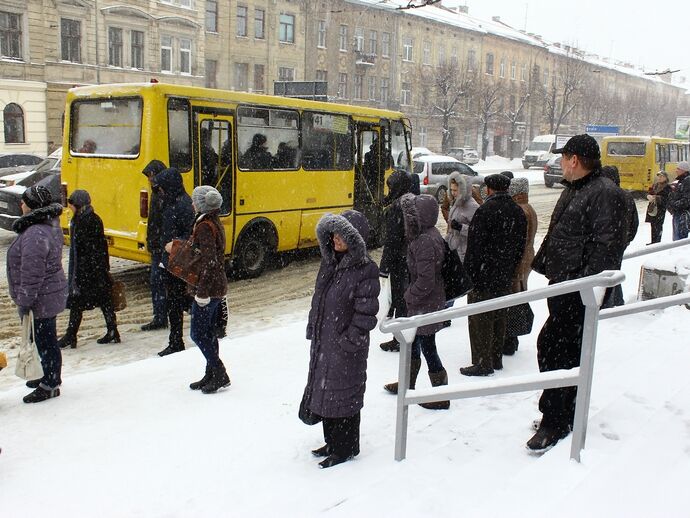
{"left": 195, "top": 114, "right": 235, "bottom": 251}
{"left": 355, "top": 123, "right": 385, "bottom": 244}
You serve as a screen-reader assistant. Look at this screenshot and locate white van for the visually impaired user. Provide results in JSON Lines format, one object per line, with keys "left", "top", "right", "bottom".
{"left": 522, "top": 134, "right": 558, "bottom": 169}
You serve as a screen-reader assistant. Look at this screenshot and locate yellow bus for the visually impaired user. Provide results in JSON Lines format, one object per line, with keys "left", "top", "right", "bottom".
{"left": 60, "top": 82, "right": 412, "bottom": 277}
{"left": 601, "top": 135, "right": 690, "bottom": 191}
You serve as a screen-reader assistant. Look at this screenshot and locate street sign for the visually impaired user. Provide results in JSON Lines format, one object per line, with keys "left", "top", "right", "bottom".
{"left": 585, "top": 124, "right": 620, "bottom": 135}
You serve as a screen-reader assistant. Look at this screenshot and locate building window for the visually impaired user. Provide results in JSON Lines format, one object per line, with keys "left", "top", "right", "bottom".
{"left": 3, "top": 103, "right": 25, "bottom": 143}
{"left": 419, "top": 127, "right": 427, "bottom": 147}
{"left": 317, "top": 20, "right": 327, "bottom": 48}
{"left": 367, "top": 77, "right": 377, "bottom": 100}
{"left": 255, "top": 9, "right": 265, "bottom": 39}
{"left": 180, "top": 38, "right": 191, "bottom": 74}
{"left": 485, "top": 53, "right": 494, "bottom": 75}
{"left": 353, "top": 27, "right": 364, "bottom": 52}
{"left": 338, "top": 73, "right": 348, "bottom": 98}
{"left": 131, "top": 30, "right": 144, "bottom": 69}
{"left": 339, "top": 25, "right": 348, "bottom": 51}
{"left": 369, "top": 30, "right": 377, "bottom": 55}
{"left": 438, "top": 45, "right": 445, "bottom": 66}
{"left": 206, "top": 0, "right": 218, "bottom": 32}
{"left": 401, "top": 82, "right": 411, "bottom": 105}
{"left": 61, "top": 18, "right": 81, "bottom": 62}
{"left": 510, "top": 61, "right": 516, "bottom": 80}
{"left": 315, "top": 69, "right": 327, "bottom": 82}
{"left": 0, "top": 11, "right": 22, "bottom": 59}
{"left": 422, "top": 40, "right": 431, "bottom": 65}
{"left": 499, "top": 59, "right": 505, "bottom": 78}
{"left": 543, "top": 69, "right": 549, "bottom": 87}
{"left": 382, "top": 32, "right": 390, "bottom": 58}
{"left": 107, "top": 27, "right": 122, "bottom": 67}
{"left": 160, "top": 35, "right": 172, "bottom": 73}
{"left": 451, "top": 46, "right": 458, "bottom": 66}
{"left": 467, "top": 49, "right": 476, "bottom": 71}
{"left": 234, "top": 62, "right": 249, "bottom": 91}
{"left": 237, "top": 6, "right": 247, "bottom": 37}
{"left": 279, "top": 14, "right": 295, "bottom": 43}
{"left": 278, "top": 66, "right": 294, "bottom": 82}
{"left": 521, "top": 63, "right": 527, "bottom": 82}
{"left": 354, "top": 74, "right": 363, "bottom": 99}
{"left": 254, "top": 64, "right": 264, "bottom": 92}
{"left": 380, "top": 78, "right": 389, "bottom": 103}
{"left": 206, "top": 59, "right": 217, "bottom": 88}
{"left": 402, "top": 37, "right": 413, "bottom": 62}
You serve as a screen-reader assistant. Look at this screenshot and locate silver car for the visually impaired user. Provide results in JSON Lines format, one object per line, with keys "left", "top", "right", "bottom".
{"left": 447, "top": 147, "right": 479, "bottom": 165}
{"left": 414, "top": 155, "right": 479, "bottom": 203}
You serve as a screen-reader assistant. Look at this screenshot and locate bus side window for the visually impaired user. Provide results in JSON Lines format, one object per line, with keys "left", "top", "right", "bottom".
{"left": 198, "top": 119, "right": 232, "bottom": 215}
{"left": 237, "top": 106, "right": 299, "bottom": 171}
{"left": 302, "top": 111, "right": 353, "bottom": 171}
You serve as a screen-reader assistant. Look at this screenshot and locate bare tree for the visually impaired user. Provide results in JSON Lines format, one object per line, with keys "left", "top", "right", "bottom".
{"left": 476, "top": 78, "right": 504, "bottom": 160}
{"left": 540, "top": 53, "right": 587, "bottom": 133}
{"left": 501, "top": 90, "right": 530, "bottom": 159}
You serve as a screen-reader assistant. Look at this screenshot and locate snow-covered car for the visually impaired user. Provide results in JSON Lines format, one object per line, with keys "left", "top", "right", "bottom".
{"left": 414, "top": 154, "right": 479, "bottom": 203}
{"left": 543, "top": 155, "right": 563, "bottom": 188}
{"left": 0, "top": 152, "right": 43, "bottom": 170}
{"left": 447, "top": 147, "right": 479, "bottom": 165}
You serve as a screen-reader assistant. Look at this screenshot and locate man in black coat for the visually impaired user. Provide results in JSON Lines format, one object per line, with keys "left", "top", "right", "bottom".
{"left": 667, "top": 160, "right": 690, "bottom": 240}
{"left": 460, "top": 174, "right": 527, "bottom": 376}
{"left": 529, "top": 134, "right": 627, "bottom": 452}
{"left": 151, "top": 167, "right": 195, "bottom": 356}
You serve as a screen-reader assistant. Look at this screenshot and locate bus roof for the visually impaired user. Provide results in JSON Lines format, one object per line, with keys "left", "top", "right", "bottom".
{"left": 602, "top": 135, "right": 679, "bottom": 143}
{"left": 67, "top": 82, "right": 407, "bottom": 120}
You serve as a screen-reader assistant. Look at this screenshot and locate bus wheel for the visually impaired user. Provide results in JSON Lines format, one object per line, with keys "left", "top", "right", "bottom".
{"left": 234, "top": 227, "right": 273, "bottom": 279}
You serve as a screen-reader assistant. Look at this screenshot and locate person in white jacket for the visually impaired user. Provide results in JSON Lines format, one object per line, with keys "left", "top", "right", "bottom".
{"left": 445, "top": 171, "right": 479, "bottom": 262}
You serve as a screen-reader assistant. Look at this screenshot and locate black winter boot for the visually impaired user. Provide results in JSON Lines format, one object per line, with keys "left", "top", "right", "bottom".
{"left": 311, "top": 444, "right": 331, "bottom": 457}
{"left": 459, "top": 364, "right": 494, "bottom": 377}
{"left": 190, "top": 366, "right": 213, "bottom": 390}
{"left": 526, "top": 423, "right": 570, "bottom": 453}
{"left": 57, "top": 333, "right": 77, "bottom": 349}
{"left": 384, "top": 358, "right": 422, "bottom": 394}
{"left": 379, "top": 338, "right": 400, "bottom": 352}
{"left": 97, "top": 328, "right": 121, "bottom": 344}
{"left": 26, "top": 378, "right": 42, "bottom": 389}
{"left": 23, "top": 385, "right": 60, "bottom": 404}
{"left": 158, "top": 342, "right": 185, "bottom": 357}
{"left": 201, "top": 366, "right": 231, "bottom": 393}
{"left": 419, "top": 369, "right": 450, "bottom": 410}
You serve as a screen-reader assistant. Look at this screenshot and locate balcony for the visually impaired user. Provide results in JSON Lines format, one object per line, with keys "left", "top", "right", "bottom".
{"left": 355, "top": 51, "right": 376, "bottom": 66}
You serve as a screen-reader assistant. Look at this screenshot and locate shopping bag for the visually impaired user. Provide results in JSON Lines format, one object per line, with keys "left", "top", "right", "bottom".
{"left": 15, "top": 312, "right": 44, "bottom": 381}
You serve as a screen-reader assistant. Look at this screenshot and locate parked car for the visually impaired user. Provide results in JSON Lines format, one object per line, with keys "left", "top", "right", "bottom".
{"left": 414, "top": 155, "right": 479, "bottom": 203}
{"left": 0, "top": 153, "right": 43, "bottom": 169}
{"left": 397, "top": 146, "right": 435, "bottom": 168}
{"left": 0, "top": 148, "right": 62, "bottom": 231}
{"left": 447, "top": 147, "right": 480, "bottom": 165}
{"left": 543, "top": 155, "right": 563, "bottom": 188}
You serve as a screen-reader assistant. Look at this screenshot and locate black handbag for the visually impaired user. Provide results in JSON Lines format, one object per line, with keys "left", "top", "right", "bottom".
{"left": 298, "top": 387, "right": 322, "bottom": 426}
{"left": 442, "top": 240, "right": 473, "bottom": 300}
{"left": 505, "top": 302, "right": 534, "bottom": 337}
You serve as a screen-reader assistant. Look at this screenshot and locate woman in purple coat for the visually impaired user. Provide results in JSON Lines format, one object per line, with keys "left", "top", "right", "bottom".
{"left": 7, "top": 185, "right": 68, "bottom": 403}
{"left": 304, "top": 210, "right": 380, "bottom": 469}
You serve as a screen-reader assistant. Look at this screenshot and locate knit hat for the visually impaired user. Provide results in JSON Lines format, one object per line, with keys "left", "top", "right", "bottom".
{"left": 677, "top": 161, "right": 690, "bottom": 173}
{"left": 500, "top": 170, "right": 514, "bottom": 179}
{"left": 22, "top": 185, "right": 52, "bottom": 210}
{"left": 508, "top": 177, "right": 529, "bottom": 197}
{"left": 484, "top": 173, "right": 511, "bottom": 192}
{"left": 142, "top": 159, "right": 167, "bottom": 178}
{"left": 67, "top": 189, "right": 91, "bottom": 208}
{"left": 192, "top": 185, "right": 223, "bottom": 213}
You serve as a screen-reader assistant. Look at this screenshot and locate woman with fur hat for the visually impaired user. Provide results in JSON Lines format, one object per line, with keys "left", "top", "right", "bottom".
{"left": 7, "top": 185, "right": 67, "bottom": 403}
{"left": 303, "top": 210, "right": 380, "bottom": 468}
{"left": 169, "top": 186, "right": 230, "bottom": 393}
{"left": 58, "top": 189, "right": 120, "bottom": 349}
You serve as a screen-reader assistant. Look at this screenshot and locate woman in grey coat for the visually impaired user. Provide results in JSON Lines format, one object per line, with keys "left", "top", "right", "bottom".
{"left": 304, "top": 210, "right": 380, "bottom": 468}
{"left": 445, "top": 172, "right": 479, "bottom": 261}
{"left": 384, "top": 194, "right": 450, "bottom": 410}
{"left": 7, "top": 185, "right": 68, "bottom": 403}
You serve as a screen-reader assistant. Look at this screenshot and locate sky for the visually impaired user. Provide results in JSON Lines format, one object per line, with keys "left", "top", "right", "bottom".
{"left": 444, "top": 0, "right": 690, "bottom": 80}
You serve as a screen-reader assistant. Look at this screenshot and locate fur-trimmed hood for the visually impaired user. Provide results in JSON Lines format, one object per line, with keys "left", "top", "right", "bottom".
{"left": 400, "top": 193, "right": 438, "bottom": 241}
{"left": 447, "top": 171, "right": 472, "bottom": 206}
{"left": 316, "top": 210, "right": 370, "bottom": 269}
{"left": 12, "top": 203, "right": 63, "bottom": 234}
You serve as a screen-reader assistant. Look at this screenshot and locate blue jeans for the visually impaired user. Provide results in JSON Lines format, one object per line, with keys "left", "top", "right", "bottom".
{"left": 33, "top": 316, "right": 62, "bottom": 388}
{"left": 672, "top": 213, "right": 689, "bottom": 241}
{"left": 190, "top": 298, "right": 223, "bottom": 368}
{"left": 411, "top": 334, "right": 444, "bottom": 373}
{"left": 150, "top": 253, "right": 168, "bottom": 324}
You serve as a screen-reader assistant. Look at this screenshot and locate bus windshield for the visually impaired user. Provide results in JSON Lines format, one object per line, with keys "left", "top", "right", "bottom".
{"left": 70, "top": 97, "right": 142, "bottom": 157}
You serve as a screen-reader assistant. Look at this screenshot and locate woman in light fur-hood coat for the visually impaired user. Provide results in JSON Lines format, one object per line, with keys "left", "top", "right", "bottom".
{"left": 445, "top": 172, "right": 479, "bottom": 261}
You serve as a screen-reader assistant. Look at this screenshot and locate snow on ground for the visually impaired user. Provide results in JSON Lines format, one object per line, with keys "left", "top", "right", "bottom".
{"left": 2, "top": 216, "right": 690, "bottom": 517}
{"left": 474, "top": 156, "right": 545, "bottom": 186}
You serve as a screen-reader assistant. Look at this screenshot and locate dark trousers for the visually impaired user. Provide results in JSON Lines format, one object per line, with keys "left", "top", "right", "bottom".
{"left": 386, "top": 265, "right": 408, "bottom": 319}
{"left": 34, "top": 316, "right": 61, "bottom": 388}
{"left": 65, "top": 301, "right": 117, "bottom": 337}
{"left": 468, "top": 290, "right": 508, "bottom": 369}
{"left": 150, "top": 254, "right": 168, "bottom": 324}
{"left": 537, "top": 290, "right": 586, "bottom": 428}
{"left": 650, "top": 217, "right": 664, "bottom": 243}
{"left": 191, "top": 298, "right": 223, "bottom": 369}
{"left": 164, "top": 270, "right": 188, "bottom": 346}
{"left": 411, "top": 333, "right": 444, "bottom": 372}
{"left": 322, "top": 411, "right": 360, "bottom": 458}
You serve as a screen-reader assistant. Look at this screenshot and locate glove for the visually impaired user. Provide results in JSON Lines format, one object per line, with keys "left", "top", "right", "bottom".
{"left": 450, "top": 220, "right": 463, "bottom": 231}
{"left": 194, "top": 295, "right": 211, "bottom": 307}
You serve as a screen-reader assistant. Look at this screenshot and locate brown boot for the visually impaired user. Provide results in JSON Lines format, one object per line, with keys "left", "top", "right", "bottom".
{"left": 384, "top": 358, "right": 422, "bottom": 394}
{"left": 419, "top": 369, "right": 450, "bottom": 410}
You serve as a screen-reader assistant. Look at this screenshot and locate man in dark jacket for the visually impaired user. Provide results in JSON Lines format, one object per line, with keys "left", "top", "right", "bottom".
{"left": 141, "top": 160, "right": 168, "bottom": 331}
{"left": 460, "top": 174, "right": 527, "bottom": 376}
{"left": 378, "top": 170, "right": 413, "bottom": 352}
{"left": 529, "top": 134, "right": 627, "bottom": 452}
{"left": 151, "top": 167, "right": 195, "bottom": 356}
{"left": 667, "top": 160, "right": 690, "bottom": 241}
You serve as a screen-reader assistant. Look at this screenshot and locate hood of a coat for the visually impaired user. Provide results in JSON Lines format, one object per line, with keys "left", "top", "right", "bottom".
{"left": 384, "top": 169, "right": 412, "bottom": 205}
{"left": 448, "top": 171, "right": 472, "bottom": 207}
{"left": 401, "top": 193, "right": 438, "bottom": 241}
{"left": 151, "top": 168, "right": 186, "bottom": 201}
{"left": 12, "top": 203, "right": 63, "bottom": 234}
{"left": 316, "top": 210, "right": 369, "bottom": 269}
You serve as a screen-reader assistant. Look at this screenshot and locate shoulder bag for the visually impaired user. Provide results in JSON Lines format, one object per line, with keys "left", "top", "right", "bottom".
{"left": 167, "top": 221, "right": 218, "bottom": 287}
{"left": 441, "top": 240, "right": 473, "bottom": 301}
{"left": 15, "top": 312, "right": 44, "bottom": 381}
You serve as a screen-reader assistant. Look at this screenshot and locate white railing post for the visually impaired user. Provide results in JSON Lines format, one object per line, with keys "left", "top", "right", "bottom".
{"left": 394, "top": 330, "right": 413, "bottom": 461}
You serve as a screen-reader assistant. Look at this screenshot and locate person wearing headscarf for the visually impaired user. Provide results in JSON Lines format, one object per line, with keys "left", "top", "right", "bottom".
{"left": 58, "top": 190, "right": 120, "bottom": 348}
{"left": 7, "top": 185, "right": 67, "bottom": 403}
{"left": 303, "top": 210, "right": 380, "bottom": 468}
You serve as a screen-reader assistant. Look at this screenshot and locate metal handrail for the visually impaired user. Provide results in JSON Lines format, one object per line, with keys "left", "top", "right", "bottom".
{"left": 382, "top": 239, "right": 690, "bottom": 462}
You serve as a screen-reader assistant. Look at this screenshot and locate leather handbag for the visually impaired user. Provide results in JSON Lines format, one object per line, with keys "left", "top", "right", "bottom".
{"left": 167, "top": 221, "right": 218, "bottom": 287}
{"left": 15, "top": 312, "right": 44, "bottom": 381}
